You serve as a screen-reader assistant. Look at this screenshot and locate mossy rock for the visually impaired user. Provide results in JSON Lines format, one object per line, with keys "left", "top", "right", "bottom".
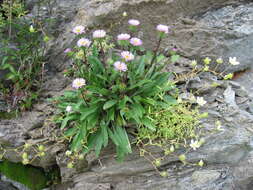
{"left": 0, "top": 160, "right": 59, "bottom": 190}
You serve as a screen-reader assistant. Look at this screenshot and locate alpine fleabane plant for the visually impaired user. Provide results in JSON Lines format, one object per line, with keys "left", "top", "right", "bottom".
{"left": 53, "top": 20, "right": 177, "bottom": 161}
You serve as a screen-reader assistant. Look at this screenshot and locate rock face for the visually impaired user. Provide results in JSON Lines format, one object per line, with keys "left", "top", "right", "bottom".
{"left": 29, "top": 0, "right": 253, "bottom": 73}
{"left": 1, "top": 0, "right": 253, "bottom": 189}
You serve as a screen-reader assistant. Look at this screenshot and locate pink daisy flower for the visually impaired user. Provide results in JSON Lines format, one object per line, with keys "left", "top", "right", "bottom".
{"left": 117, "top": 33, "right": 131, "bottom": 41}
{"left": 128, "top": 19, "right": 140, "bottom": 26}
{"left": 130, "top": 37, "right": 142, "bottom": 46}
{"left": 77, "top": 38, "right": 91, "bottom": 47}
{"left": 93, "top": 30, "right": 106, "bottom": 38}
{"left": 114, "top": 61, "right": 127, "bottom": 72}
{"left": 156, "top": 24, "right": 169, "bottom": 34}
{"left": 121, "top": 51, "right": 134, "bottom": 62}
{"left": 72, "top": 26, "right": 85, "bottom": 34}
{"left": 72, "top": 78, "right": 86, "bottom": 89}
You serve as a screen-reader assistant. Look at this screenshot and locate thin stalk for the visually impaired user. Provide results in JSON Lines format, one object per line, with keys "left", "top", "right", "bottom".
{"left": 8, "top": 0, "right": 13, "bottom": 39}
{"left": 150, "top": 35, "right": 163, "bottom": 66}
{"left": 99, "top": 40, "right": 106, "bottom": 67}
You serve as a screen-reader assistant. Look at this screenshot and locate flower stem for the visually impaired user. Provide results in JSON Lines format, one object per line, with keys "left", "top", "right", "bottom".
{"left": 150, "top": 35, "right": 162, "bottom": 66}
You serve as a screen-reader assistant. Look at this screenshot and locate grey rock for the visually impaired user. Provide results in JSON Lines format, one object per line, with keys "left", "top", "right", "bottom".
{"left": 0, "top": 179, "right": 18, "bottom": 190}
{"left": 223, "top": 85, "right": 237, "bottom": 107}
{"left": 191, "top": 170, "right": 220, "bottom": 185}
{"left": 27, "top": 0, "right": 248, "bottom": 72}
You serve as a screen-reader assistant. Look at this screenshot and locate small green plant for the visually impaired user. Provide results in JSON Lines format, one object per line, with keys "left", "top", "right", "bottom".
{"left": 135, "top": 102, "right": 207, "bottom": 174}
{"left": 0, "top": 0, "right": 48, "bottom": 112}
{"left": 53, "top": 22, "right": 179, "bottom": 161}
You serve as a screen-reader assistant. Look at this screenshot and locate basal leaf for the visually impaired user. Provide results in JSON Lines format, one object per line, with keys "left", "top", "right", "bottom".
{"left": 103, "top": 100, "right": 117, "bottom": 110}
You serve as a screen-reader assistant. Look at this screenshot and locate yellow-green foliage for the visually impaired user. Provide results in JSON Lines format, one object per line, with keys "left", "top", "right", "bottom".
{"left": 137, "top": 103, "right": 200, "bottom": 144}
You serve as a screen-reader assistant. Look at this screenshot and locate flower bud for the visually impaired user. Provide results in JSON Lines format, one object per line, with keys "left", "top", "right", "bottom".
{"left": 216, "top": 58, "right": 223, "bottom": 64}
{"left": 24, "top": 143, "right": 31, "bottom": 149}
{"left": 29, "top": 25, "right": 35, "bottom": 33}
{"left": 154, "top": 159, "right": 161, "bottom": 167}
{"left": 200, "top": 112, "right": 209, "bottom": 118}
{"left": 78, "top": 154, "right": 84, "bottom": 160}
{"left": 22, "top": 152, "right": 28, "bottom": 159}
{"left": 203, "top": 66, "right": 209, "bottom": 72}
{"left": 22, "top": 159, "right": 29, "bottom": 165}
{"left": 203, "top": 57, "right": 211, "bottom": 65}
{"left": 223, "top": 73, "right": 233, "bottom": 80}
{"left": 67, "top": 162, "right": 74, "bottom": 169}
{"left": 160, "top": 171, "right": 168, "bottom": 177}
{"left": 179, "top": 154, "right": 186, "bottom": 162}
{"left": 39, "top": 152, "right": 45, "bottom": 157}
{"left": 122, "top": 12, "right": 127, "bottom": 17}
{"left": 190, "top": 60, "right": 197, "bottom": 67}
{"left": 198, "top": 159, "right": 204, "bottom": 167}
{"left": 38, "top": 145, "right": 45, "bottom": 152}
{"left": 43, "top": 36, "right": 50, "bottom": 42}
{"left": 170, "top": 145, "right": 175, "bottom": 152}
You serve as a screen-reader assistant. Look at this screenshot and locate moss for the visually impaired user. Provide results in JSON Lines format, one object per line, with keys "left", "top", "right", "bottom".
{"left": 0, "top": 160, "right": 60, "bottom": 190}
{"left": 0, "top": 111, "right": 17, "bottom": 120}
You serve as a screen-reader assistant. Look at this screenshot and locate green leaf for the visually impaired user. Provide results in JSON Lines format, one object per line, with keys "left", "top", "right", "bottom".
{"left": 136, "top": 56, "right": 146, "bottom": 75}
{"left": 63, "top": 91, "right": 77, "bottom": 98}
{"left": 86, "top": 114, "right": 99, "bottom": 129}
{"left": 1, "top": 63, "right": 17, "bottom": 74}
{"left": 101, "top": 124, "right": 108, "bottom": 147}
{"left": 88, "top": 55, "right": 104, "bottom": 73}
{"left": 95, "top": 133, "right": 104, "bottom": 157}
{"left": 107, "top": 108, "right": 115, "bottom": 121}
{"left": 61, "top": 114, "right": 77, "bottom": 129}
{"left": 108, "top": 126, "right": 132, "bottom": 161}
{"left": 131, "top": 103, "right": 145, "bottom": 118}
{"left": 163, "top": 95, "right": 177, "bottom": 105}
{"left": 80, "top": 106, "right": 99, "bottom": 121}
{"left": 128, "top": 79, "right": 151, "bottom": 90}
{"left": 87, "top": 86, "right": 110, "bottom": 96}
{"left": 103, "top": 100, "right": 117, "bottom": 110}
{"left": 64, "top": 127, "right": 78, "bottom": 137}
{"left": 171, "top": 55, "right": 180, "bottom": 63}
{"left": 156, "top": 54, "right": 166, "bottom": 63}
{"left": 142, "top": 117, "right": 156, "bottom": 131}
{"left": 70, "top": 125, "right": 86, "bottom": 151}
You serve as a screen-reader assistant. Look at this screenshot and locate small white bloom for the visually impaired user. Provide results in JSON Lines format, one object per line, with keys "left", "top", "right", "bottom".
{"left": 93, "top": 30, "right": 106, "bottom": 38}
{"left": 77, "top": 38, "right": 91, "bottom": 47}
{"left": 65, "top": 150, "right": 72, "bottom": 156}
{"left": 215, "top": 120, "right": 224, "bottom": 131}
{"left": 229, "top": 57, "right": 240, "bottom": 65}
{"left": 196, "top": 97, "right": 207, "bottom": 106}
{"left": 191, "top": 60, "right": 197, "bottom": 67}
{"left": 117, "top": 33, "right": 131, "bottom": 41}
{"left": 156, "top": 24, "right": 169, "bottom": 34}
{"left": 72, "top": 78, "right": 86, "bottom": 89}
{"left": 66, "top": 106, "right": 72, "bottom": 113}
{"left": 122, "top": 12, "right": 127, "bottom": 17}
{"left": 128, "top": 19, "right": 140, "bottom": 26}
{"left": 189, "top": 94, "right": 196, "bottom": 102}
{"left": 121, "top": 51, "right": 134, "bottom": 62}
{"left": 72, "top": 25, "right": 85, "bottom": 34}
{"left": 130, "top": 37, "right": 142, "bottom": 46}
{"left": 177, "top": 97, "right": 183, "bottom": 104}
{"left": 190, "top": 139, "right": 201, "bottom": 150}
